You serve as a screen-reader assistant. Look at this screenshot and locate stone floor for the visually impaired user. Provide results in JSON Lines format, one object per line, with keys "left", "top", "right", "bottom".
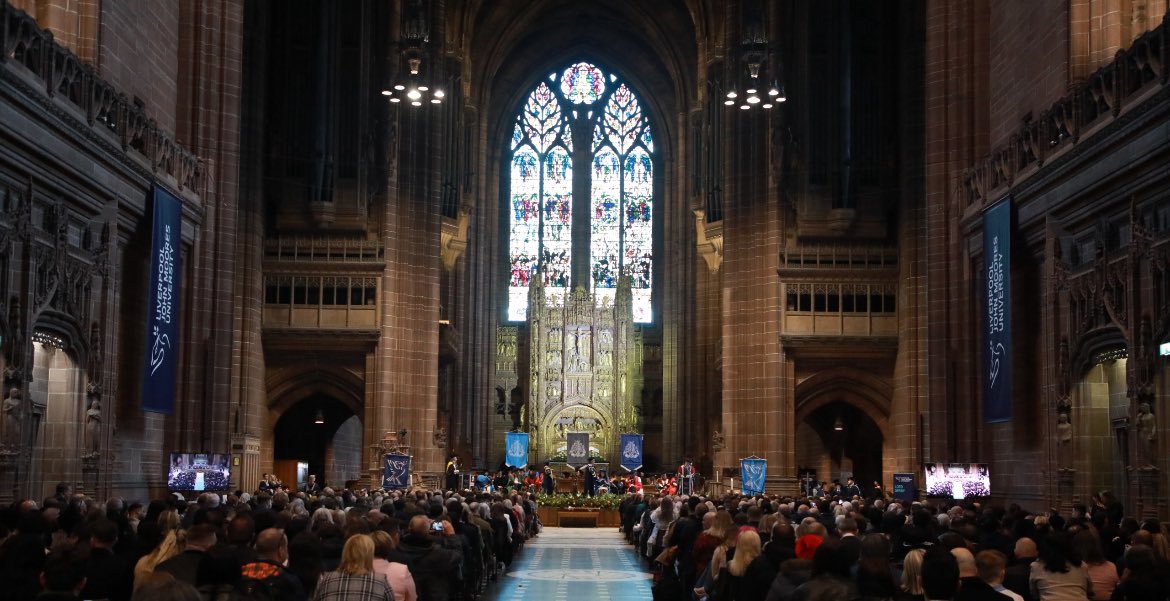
{"left": 484, "top": 527, "right": 655, "bottom": 601}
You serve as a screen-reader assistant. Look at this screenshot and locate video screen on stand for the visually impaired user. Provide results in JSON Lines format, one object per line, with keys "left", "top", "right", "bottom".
{"left": 167, "top": 452, "right": 232, "bottom": 492}
{"left": 923, "top": 463, "right": 989, "bottom": 499}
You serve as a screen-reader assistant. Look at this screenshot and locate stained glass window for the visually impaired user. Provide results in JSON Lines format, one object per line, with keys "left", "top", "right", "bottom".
{"left": 508, "top": 61, "right": 654, "bottom": 322}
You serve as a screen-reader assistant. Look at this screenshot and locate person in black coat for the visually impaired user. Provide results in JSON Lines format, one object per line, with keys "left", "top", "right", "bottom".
{"left": 396, "top": 515, "right": 463, "bottom": 601}
{"left": 542, "top": 464, "right": 556, "bottom": 495}
{"left": 80, "top": 520, "right": 133, "bottom": 601}
{"left": 445, "top": 456, "right": 461, "bottom": 491}
{"left": 579, "top": 462, "right": 597, "bottom": 497}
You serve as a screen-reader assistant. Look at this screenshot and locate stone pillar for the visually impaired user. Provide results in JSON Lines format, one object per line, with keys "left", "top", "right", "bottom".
{"left": 231, "top": 433, "right": 260, "bottom": 494}
{"left": 720, "top": 106, "right": 795, "bottom": 495}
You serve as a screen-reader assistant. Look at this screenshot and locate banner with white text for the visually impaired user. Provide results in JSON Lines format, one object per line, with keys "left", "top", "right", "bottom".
{"left": 142, "top": 185, "right": 182, "bottom": 414}
{"left": 983, "top": 198, "right": 1013, "bottom": 423}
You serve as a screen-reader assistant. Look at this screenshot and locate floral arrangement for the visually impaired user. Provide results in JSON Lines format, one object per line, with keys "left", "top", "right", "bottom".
{"left": 547, "top": 452, "right": 607, "bottom": 463}
{"left": 538, "top": 493, "right": 624, "bottom": 511}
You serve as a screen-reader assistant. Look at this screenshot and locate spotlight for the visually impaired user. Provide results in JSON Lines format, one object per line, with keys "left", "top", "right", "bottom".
{"left": 746, "top": 87, "right": 758, "bottom": 95}
{"left": 389, "top": 97, "right": 401, "bottom": 103}
{"left": 407, "top": 88, "right": 422, "bottom": 100}
{"left": 418, "top": 85, "right": 429, "bottom": 91}
{"left": 430, "top": 98, "right": 441, "bottom": 104}
{"left": 433, "top": 89, "right": 445, "bottom": 98}
{"left": 739, "top": 104, "right": 750, "bottom": 110}
{"left": 724, "top": 99, "right": 735, "bottom": 106}
{"left": 763, "top": 103, "right": 773, "bottom": 109}
{"left": 394, "top": 84, "right": 405, "bottom": 91}
{"left": 747, "top": 96, "right": 761, "bottom": 104}
{"left": 411, "top": 101, "right": 422, "bottom": 106}
{"left": 833, "top": 416, "right": 844, "bottom": 431}
{"left": 726, "top": 90, "right": 738, "bottom": 99}
{"left": 314, "top": 410, "right": 325, "bottom": 425}
{"left": 380, "top": 90, "right": 392, "bottom": 96}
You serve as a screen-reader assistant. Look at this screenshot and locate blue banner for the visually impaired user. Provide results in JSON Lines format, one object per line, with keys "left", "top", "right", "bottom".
{"left": 566, "top": 432, "right": 590, "bottom": 467}
{"left": 893, "top": 473, "right": 916, "bottom": 502}
{"left": 619, "top": 433, "right": 643, "bottom": 472}
{"left": 740, "top": 457, "right": 766, "bottom": 496}
{"left": 142, "top": 185, "right": 182, "bottom": 414}
{"left": 983, "top": 198, "right": 1013, "bottom": 423}
{"left": 505, "top": 432, "right": 529, "bottom": 469}
{"left": 382, "top": 453, "right": 411, "bottom": 490}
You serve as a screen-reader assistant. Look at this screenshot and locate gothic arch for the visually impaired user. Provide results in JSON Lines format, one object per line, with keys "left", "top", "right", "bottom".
{"left": 31, "top": 309, "right": 88, "bottom": 365}
{"left": 1070, "top": 326, "right": 1129, "bottom": 378}
{"left": 794, "top": 367, "right": 892, "bottom": 440}
{"left": 266, "top": 367, "right": 364, "bottom": 420}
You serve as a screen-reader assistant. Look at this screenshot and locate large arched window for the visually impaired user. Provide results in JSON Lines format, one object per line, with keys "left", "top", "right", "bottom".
{"left": 507, "top": 62, "right": 654, "bottom": 323}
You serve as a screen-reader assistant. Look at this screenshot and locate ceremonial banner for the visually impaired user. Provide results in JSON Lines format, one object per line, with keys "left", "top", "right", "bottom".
{"left": 142, "top": 185, "right": 183, "bottom": 414}
{"left": 619, "top": 433, "right": 643, "bottom": 472}
{"left": 983, "top": 198, "right": 1013, "bottom": 423}
{"left": 505, "top": 432, "right": 529, "bottom": 469}
{"left": 740, "top": 457, "right": 766, "bottom": 496}
{"left": 566, "top": 432, "right": 590, "bottom": 467}
{"left": 382, "top": 453, "right": 411, "bottom": 490}
{"left": 893, "top": 473, "right": 916, "bottom": 502}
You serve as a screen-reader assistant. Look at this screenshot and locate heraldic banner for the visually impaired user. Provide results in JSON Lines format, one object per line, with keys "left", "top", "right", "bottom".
{"left": 382, "top": 453, "right": 411, "bottom": 490}
{"left": 619, "top": 433, "right": 643, "bottom": 472}
{"left": 740, "top": 457, "right": 767, "bottom": 496}
{"left": 142, "top": 184, "right": 183, "bottom": 414}
{"left": 566, "top": 432, "right": 590, "bottom": 467}
{"left": 505, "top": 432, "right": 529, "bottom": 469}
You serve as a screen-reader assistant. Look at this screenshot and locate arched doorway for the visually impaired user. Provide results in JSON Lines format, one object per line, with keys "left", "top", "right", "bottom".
{"left": 796, "top": 401, "right": 885, "bottom": 490}
{"left": 28, "top": 336, "right": 85, "bottom": 500}
{"left": 1073, "top": 351, "right": 1130, "bottom": 508}
{"left": 273, "top": 395, "right": 362, "bottom": 490}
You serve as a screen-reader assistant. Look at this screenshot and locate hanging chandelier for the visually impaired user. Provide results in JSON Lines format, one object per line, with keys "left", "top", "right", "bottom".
{"left": 381, "top": 56, "right": 445, "bottom": 107}
{"left": 724, "top": 0, "right": 785, "bottom": 111}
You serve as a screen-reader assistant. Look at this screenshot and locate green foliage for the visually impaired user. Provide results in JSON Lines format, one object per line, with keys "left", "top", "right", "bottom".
{"left": 538, "top": 493, "right": 624, "bottom": 511}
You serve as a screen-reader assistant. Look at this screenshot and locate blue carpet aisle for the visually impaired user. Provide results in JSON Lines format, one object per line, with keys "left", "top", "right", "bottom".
{"left": 484, "top": 527, "right": 655, "bottom": 601}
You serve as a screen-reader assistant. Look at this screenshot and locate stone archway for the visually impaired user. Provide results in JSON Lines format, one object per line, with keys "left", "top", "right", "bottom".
{"left": 795, "top": 368, "right": 892, "bottom": 491}
{"left": 265, "top": 366, "right": 365, "bottom": 486}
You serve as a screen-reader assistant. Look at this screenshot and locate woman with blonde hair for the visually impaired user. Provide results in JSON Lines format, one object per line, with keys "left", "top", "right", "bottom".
{"left": 311, "top": 534, "right": 394, "bottom": 600}
{"left": 133, "top": 511, "right": 185, "bottom": 590}
{"left": 899, "top": 548, "right": 926, "bottom": 600}
{"left": 709, "top": 530, "right": 777, "bottom": 601}
{"left": 693, "top": 510, "right": 735, "bottom": 580}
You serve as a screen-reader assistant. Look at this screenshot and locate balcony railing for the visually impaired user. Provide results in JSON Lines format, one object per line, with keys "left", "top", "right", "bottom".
{"left": 0, "top": 0, "right": 201, "bottom": 190}
{"left": 264, "top": 236, "right": 384, "bottom": 263}
{"left": 961, "top": 13, "right": 1168, "bottom": 209}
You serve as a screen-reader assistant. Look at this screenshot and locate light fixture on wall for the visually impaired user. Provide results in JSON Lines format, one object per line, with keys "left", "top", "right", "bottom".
{"left": 314, "top": 410, "right": 325, "bottom": 425}
{"left": 833, "top": 415, "right": 844, "bottom": 431}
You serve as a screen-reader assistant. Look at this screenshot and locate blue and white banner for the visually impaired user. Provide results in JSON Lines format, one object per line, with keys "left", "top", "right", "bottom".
{"left": 142, "top": 185, "right": 182, "bottom": 414}
{"left": 382, "top": 453, "right": 411, "bottom": 490}
{"left": 740, "top": 457, "right": 766, "bottom": 497}
{"left": 619, "top": 433, "right": 643, "bottom": 472}
{"left": 566, "top": 432, "right": 589, "bottom": 467}
{"left": 983, "top": 198, "right": 1013, "bottom": 423}
{"left": 893, "top": 473, "right": 916, "bottom": 502}
{"left": 505, "top": 432, "right": 529, "bottom": 469}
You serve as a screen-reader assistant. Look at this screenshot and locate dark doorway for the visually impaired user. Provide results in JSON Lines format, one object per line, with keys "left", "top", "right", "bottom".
{"left": 797, "top": 401, "right": 884, "bottom": 488}
{"left": 273, "top": 395, "right": 358, "bottom": 489}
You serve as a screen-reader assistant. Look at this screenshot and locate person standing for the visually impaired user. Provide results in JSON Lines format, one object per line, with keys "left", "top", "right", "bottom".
{"left": 445, "top": 455, "right": 460, "bottom": 491}
{"left": 579, "top": 461, "right": 597, "bottom": 497}
{"left": 678, "top": 458, "right": 696, "bottom": 496}
{"left": 844, "top": 477, "right": 862, "bottom": 499}
{"left": 542, "top": 463, "right": 555, "bottom": 495}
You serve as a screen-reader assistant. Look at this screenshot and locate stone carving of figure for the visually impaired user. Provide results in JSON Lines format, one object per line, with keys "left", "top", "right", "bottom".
{"left": 433, "top": 426, "right": 448, "bottom": 449}
{"left": 85, "top": 398, "right": 102, "bottom": 454}
{"left": 1135, "top": 402, "right": 1157, "bottom": 468}
{"left": 2, "top": 388, "right": 21, "bottom": 449}
{"left": 712, "top": 430, "right": 725, "bottom": 452}
{"left": 1056, "top": 413, "right": 1072, "bottom": 469}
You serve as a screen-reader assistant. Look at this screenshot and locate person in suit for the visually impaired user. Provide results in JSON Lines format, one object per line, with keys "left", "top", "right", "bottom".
{"left": 844, "top": 477, "right": 862, "bottom": 499}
